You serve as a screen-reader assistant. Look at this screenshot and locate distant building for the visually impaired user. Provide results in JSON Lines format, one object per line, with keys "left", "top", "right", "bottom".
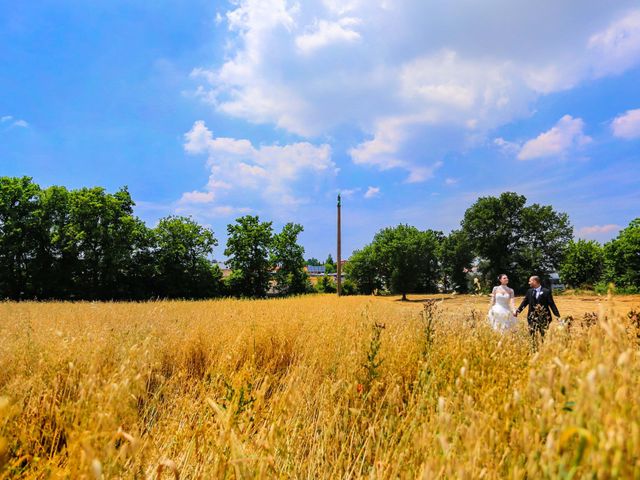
{"left": 305, "top": 265, "right": 326, "bottom": 276}
{"left": 215, "top": 261, "right": 232, "bottom": 278}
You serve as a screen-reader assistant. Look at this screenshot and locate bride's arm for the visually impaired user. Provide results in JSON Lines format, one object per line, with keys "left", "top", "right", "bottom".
{"left": 490, "top": 286, "right": 496, "bottom": 307}
{"left": 510, "top": 288, "right": 516, "bottom": 311}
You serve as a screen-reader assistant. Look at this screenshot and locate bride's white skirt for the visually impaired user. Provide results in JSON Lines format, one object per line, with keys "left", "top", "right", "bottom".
{"left": 487, "top": 304, "right": 518, "bottom": 332}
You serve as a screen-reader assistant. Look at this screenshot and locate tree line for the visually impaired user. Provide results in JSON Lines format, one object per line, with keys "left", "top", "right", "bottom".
{"left": 559, "top": 221, "right": 640, "bottom": 294}
{"left": 2, "top": 177, "right": 638, "bottom": 300}
{"left": 346, "top": 192, "right": 639, "bottom": 297}
{"left": 0, "top": 177, "right": 309, "bottom": 300}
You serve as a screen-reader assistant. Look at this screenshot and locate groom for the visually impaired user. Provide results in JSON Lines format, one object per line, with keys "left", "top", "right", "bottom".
{"left": 515, "top": 275, "right": 560, "bottom": 338}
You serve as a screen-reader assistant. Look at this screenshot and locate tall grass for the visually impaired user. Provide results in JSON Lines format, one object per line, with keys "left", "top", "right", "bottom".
{"left": 1, "top": 295, "right": 639, "bottom": 478}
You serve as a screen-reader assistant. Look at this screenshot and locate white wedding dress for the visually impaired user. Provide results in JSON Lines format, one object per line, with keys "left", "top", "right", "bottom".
{"left": 487, "top": 287, "right": 518, "bottom": 332}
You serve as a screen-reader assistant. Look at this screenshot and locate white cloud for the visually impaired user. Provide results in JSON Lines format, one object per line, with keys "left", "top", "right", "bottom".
{"left": 612, "top": 108, "right": 640, "bottom": 139}
{"left": 406, "top": 161, "right": 443, "bottom": 184}
{"left": 192, "top": 2, "right": 640, "bottom": 180}
{"left": 179, "top": 190, "right": 216, "bottom": 204}
{"left": 339, "top": 187, "right": 361, "bottom": 198}
{"left": 295, "top": 18, "right": 361, "bottom": 54}
{"left": 578, "top": 224, "right": 621, "bottom": 237}
{"left": 349, "top": 115, "right": 444, "bottom": 182}
{"left": 182, "top": 120, "right": 336, "bottom": 214}
{"left": 1, "top": 115, "right": 29, "bottom": 128}
{"left": 176, "top": 204, "right": 252, "bottom": 217}
{"left": 493, "top": 137, "right": 521, "bottom": 156}
{"left": 183, "top": 119, "right": 214, "bottom": 154}
{"left": 588, "top": 10, "right": 640, "bottom": 77}
{"left": 364, "top": 186, "right": 380, "bottom": 198}
{"left": 517, "top": 115, "right": 592, "bottom": 160}
{"left": 445, "top": 177, "right": 458, "bottom": 185}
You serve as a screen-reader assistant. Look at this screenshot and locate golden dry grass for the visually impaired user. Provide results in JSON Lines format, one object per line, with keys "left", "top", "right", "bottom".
{"left": 1, "top": 293, "right": 639, "bottom": 478}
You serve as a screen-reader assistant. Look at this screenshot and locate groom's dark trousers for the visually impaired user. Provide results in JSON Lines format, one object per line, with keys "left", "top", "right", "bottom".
{"left": 516, "top": 287, "right": 560, "bottom": 338}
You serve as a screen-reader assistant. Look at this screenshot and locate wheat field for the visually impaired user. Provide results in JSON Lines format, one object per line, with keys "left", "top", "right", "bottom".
{"left": 1, "top": 293, "right": 639, "bottom": 479}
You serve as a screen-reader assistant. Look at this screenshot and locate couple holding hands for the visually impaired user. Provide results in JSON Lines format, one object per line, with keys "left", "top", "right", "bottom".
{"left": 487, "top": 274, "right": 560, "bottom": 337}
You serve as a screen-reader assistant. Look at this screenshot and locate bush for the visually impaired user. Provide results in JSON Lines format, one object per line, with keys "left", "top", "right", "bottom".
{"left": 340, "top": 279, "right": 357, "bottom": 295}
{"left": 594, "top": 282, "right": 640, "bottom": 295}
{"left": 315, "top": 275, "right": 337, "bottom": 293}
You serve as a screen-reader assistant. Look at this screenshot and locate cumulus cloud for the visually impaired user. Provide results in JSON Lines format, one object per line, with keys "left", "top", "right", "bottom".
{"left": 517, "top": 115, "right": 592, "bottom": 160}
{"left": 179, "top": 190, "right": 216, "bottom": 204}
{"left": 588, "top": 10, "right": 640, "bottom": 77}
{"left": 611, "top": 108, "right": 640, "bottom": 139}
{"left": 349, "top": 115, "right": 444, "bottom": 182}
{"left": 364, "top": 186, "right": 380, "bottom": 199}
{"left": 296, "top": 18, "right": 361, "bottom": 54}
{"left": 192, "top": 1, "right": 640, "bottom": 177}
{"left": 181, "top": 120, "right": 337, "bottom": 215}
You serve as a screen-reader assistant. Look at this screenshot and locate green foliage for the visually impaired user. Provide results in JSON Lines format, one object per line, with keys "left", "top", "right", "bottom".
{"left": 315, "top": 275, "right": 336, "bottom": 293}
{"left": 340, "top": 278, "right": 358, "bottom": 295}
{"left": 154, "top": 216, "right": 221, "bottom": 299}
{"left": 3, "top": 176, "right": 634, "bottom": 302}
{"left": 559, "top": 239, "right": 604, "bottom": 288}
{"left": 0, "top": 177, "right": 222, "bottom": 300}
{"left": 373, "top": 225, "right": 441, "bottom": 300}
{"left": 305, "top": 257, "right": 322, "bottom": 266}
{"left": 603, "top": 219, "right": 640, "bottom": 289}
{"left": 224, "top": 215, "right": 273, "bottom": 298}
{"left": 66, "top": 186, "right": 146, "bottom": 299}
{"left": 344, "top": 245, "right": 382, "bottom": 295}
{"left": 345, "top": 225, "right": 441, "bottom": 298}
{"left": 0, "top": 176, "right": 41, "bottom": 299}
{"left": 0, "top": 177, "right": 312, "bottom": 300}
{"left": 32, "top": 185, "right": 76, "bottom": 298}
{"left": 271, "top": 223, "right": 311, "bottom": 295}
{"left": 324, "top": 254, "right": 336, "bottom": 274}
{"left": 461, "top": 192, "right": 572, "bottom": 292}
{"left": 594, "top": 281, "right": 639, "bottom": 295}
{"left": 438, "top": 230, "right": 473, "bottom": 293}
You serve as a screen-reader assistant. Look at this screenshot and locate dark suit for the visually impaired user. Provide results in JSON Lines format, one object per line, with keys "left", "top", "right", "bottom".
{"left": 517, "top": 287, "right": 560, "bottom": 337}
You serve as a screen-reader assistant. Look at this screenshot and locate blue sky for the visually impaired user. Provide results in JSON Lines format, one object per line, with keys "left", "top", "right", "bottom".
{"left": 2, "top": 0, "right": 639, "bottom": 260}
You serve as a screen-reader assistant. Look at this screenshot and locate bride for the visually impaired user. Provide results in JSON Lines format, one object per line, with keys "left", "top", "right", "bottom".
{"left": 487, "top": 274, "right": 518, "bottom": 332}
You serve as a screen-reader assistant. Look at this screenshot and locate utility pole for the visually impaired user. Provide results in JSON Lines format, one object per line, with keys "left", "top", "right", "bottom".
{"left": 337, "top": 193, "right": 342, "bottom": 297}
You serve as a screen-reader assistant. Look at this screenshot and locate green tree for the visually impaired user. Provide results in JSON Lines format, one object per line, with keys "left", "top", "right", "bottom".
{"left": 559, "top": 239, "right": 604, "bottom": 288}
{"left": 439, "top": 230, "right": 473, "bottom": 293}
{"left": 225, "top": 215, "right": 273, "bottom": 297}
{"left": 461, "top": 192, "right": 572, "bottom": 292}
{"left": 306, "top": 257, "right": 322, "bottom": 266}
{"left": 0, "top": 176, "right": 41, "bottom": 299}
{"left": 315, "top": 274, "right": 336, "bottom": 293}
{"left": 271, "top": 223, "right": 311, "bottom": 295}
{"left": 324, "top": 254, "right": 336, "bottom": 274}
{"left": 344, "top": 244, "right": 382, "bottom": 295}
{"left": 154, "top": 216, "right": 221, "bottom": 299}
{"left": 65, "top": 186, "right": 145, "bottom": 299}
{"left": 30, "top": 185, "right": 75, "bottom": 298}
{"left": 372, "top": 225, "right": 441, "bottom": 300}
{"left": 603, "top": 219, "right": 640, "bottom": 289}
